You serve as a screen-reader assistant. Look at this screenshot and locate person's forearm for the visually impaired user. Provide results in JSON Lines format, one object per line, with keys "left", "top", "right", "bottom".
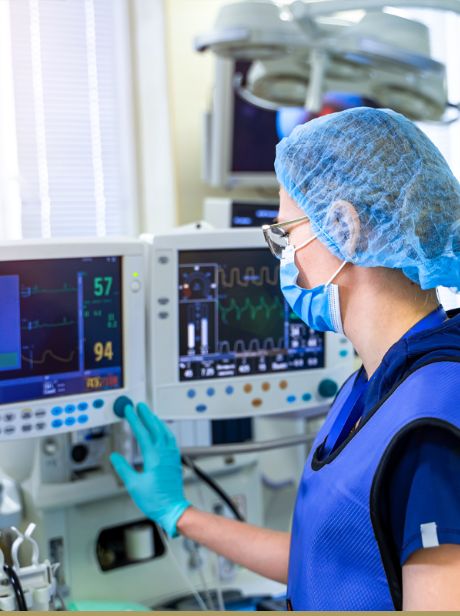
{"left": 176, "top": 506, "right": 290, "bottom": 583}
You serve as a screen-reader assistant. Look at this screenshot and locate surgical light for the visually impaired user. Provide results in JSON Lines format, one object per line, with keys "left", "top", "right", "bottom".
{"left": 195, "top": 0, "right": 456, "bottom": 120}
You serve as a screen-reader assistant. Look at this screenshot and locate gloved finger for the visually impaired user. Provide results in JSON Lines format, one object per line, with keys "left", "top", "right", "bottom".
{"left": 124, "top": 405, "right": 157, "bottom": 467}
{"left": 110, "top": 452, "right": 136, "bottom": 486}
{"left": 137, "top": 402, "right": 177, "bottom": 447}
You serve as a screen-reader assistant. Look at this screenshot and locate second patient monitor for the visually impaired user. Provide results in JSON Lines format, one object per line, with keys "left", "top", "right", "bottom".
{"left": 146, "top": 228, "right": 354, "bottom": 419}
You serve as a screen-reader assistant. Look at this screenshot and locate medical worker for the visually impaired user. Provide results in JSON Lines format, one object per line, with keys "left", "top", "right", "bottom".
{"left": 111, "top": 108, "right": 460, "bottom": 610}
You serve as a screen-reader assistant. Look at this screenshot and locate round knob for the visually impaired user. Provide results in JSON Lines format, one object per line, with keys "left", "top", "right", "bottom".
{"left": 318, "top": 379, "right": 338, "bottom": 399}
{"left": 113, "top": 396, "right": 134, "bottom": 418}
{"left": 71, "top": 444, "right": 89, "bottom": 464}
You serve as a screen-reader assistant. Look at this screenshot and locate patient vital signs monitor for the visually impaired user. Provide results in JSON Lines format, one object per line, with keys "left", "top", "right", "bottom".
{"left": 147, "top": 229, "right": 354, "bottom": 419}
{"left": 0, "top": 239, "right": 145, "bottom": 440}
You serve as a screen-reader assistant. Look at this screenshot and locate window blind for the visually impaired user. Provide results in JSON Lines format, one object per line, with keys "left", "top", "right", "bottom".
{"left": 2, "top": 0, "right": 136, "bottom": 239}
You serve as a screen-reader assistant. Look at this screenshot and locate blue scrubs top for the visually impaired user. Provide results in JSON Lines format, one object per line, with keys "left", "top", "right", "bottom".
{"left": 322, "top": 307, "right": 460, "bottom": 564}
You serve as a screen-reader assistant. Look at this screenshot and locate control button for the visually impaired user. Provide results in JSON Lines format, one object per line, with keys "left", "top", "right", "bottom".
{"left": 243, "top": 384, "right": 253, "bottom": 394}
{"left": 77, "top": 414, "right": 89, "bottom": 425}
{"left": 65, "top": 404, "right": 76, "bottom": 414}
{"left": 279, "top": 380, "right": 288, "bottom": 390}
{"left": 206, "top": 387, "right": 215, "bottom": 397}
{"left": 77, "top": 402, "right": 88, "bottom": 411}
{"left": 131, "top": 280, "right": 142, "bottom": 292}
{"left": 51, "top": 406, "right": 63, "bottom": 416}
{"left": 158, "top": 256, "right": 169, "bottom": 265}
{"left": 158, "top": 312, "right": 169, "bottom": 320}
{"left": 340, "top": 337, "right": 348, "bottom": 344}
{"left": 36, "top": 422, "right": 47, "bottom": 431}
{"left": 72, "top": 444, "right": 88, "bottom": 463}
{"left": 22, "top": 408, "right": 32, "bottom": 420}
{"left": 113, "top": 396, "right": 133, "bottom": 418}
{"left": 302, "top": 393, "right": 312, "bottom": 402}
{"left": 187, "top": 389, "right": 196, "bottom": 399}
{"left": 252, "top": 398, "right": 263, "bottom": 407}
{"left": 5, "top": 413, "right": 14, "bottom": 422}
{"left": 287, "top": 395, "right": 296, "bottom": 404}
{"left": 21, "top": 425, "right": 32, "bottom": 433}
{"left": 158, "top": 297, "right": 169, "bottom": 305}
{"left": 35, "top": 409, "right": 46, "bottom": 418}
{"left": 51, "top": 419, "right": 63, "bottom": 429}
{"left": 225, "top": 386, "right": 234, "bottom": 395}
{"left": 318, "top": 379, "right": 339, "bottom": 399}
{"left": 65, "top": 417, "right": 76, "bottom": 427}
{"left": 261, "top": 382, "right": 270, "bottom": 392}
{"left": 93, "top": 399, "right": 104, "bottom": 409}
{"left": 4, "top": 426, "right": 16, "bottom": 435}
{"left": 339, "top": 350, "right": 349, "bottom": 358}
{"left": 195, "top": 404, "right": 207, "bottom": 413}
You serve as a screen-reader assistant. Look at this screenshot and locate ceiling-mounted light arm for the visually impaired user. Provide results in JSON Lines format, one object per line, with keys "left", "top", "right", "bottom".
{"left": 307, "top": 49, "right": 328, "bottom": 112}
{"left": 289, "top": 0, "right": 460, "bottom": 20}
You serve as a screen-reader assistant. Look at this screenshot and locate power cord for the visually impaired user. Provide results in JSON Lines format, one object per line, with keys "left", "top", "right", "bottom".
{"left": 3, "top": 565, "right": 27, "bottom": 611}
{"left": 181, "top": 455, "right": 245, "bottom": 522}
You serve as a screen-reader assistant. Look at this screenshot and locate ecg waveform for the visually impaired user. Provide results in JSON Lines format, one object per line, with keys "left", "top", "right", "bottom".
{"left": 218, "top": 265, "right": 279, "bottom": 288}
{"left": 21, "top": 317, "right": 76, "bottom": 331}
{"left": 219, "top": 296, "right": 284, "bottom": 324}
{"left": 21, "top": 349, "right": 77, "bottom": 366}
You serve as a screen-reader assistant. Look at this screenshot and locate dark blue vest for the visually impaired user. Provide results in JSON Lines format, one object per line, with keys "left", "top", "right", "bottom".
{"left": 287, "top": 360, "right": 460, "bottom": 610}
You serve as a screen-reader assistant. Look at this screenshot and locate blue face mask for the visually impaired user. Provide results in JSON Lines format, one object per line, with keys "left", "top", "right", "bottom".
{"left": 280, "top": 238, "right": 347, "bottom": 334}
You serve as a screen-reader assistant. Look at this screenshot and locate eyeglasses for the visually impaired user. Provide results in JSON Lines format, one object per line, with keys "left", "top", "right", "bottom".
{"left": 262, "top": 215, "right": 309, "bottom": 259}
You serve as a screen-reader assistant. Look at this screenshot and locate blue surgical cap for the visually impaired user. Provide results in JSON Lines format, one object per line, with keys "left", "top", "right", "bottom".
{"left": 275, "top": 107, "right": 460, "bottom": 290}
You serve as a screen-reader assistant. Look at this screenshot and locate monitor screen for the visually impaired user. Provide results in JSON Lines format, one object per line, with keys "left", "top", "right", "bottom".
{"left": 231, "top": 61, "right": 379, "bottom": 176}
{"left": 0, "top": 256, "right": 123, "bottom": 404}
{"left": 178, "top": 248, "right": 325, "bottom": 381}
{"left": 231, "top": 201, "right": 278, "bottom": 228}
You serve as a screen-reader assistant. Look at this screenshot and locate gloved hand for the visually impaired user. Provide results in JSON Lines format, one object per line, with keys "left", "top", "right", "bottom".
{"left": 110, "top": 402, "right": 191, "bottom": 537}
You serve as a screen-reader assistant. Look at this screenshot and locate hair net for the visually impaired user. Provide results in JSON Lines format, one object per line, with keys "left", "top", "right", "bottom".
{"left": 274, "top": 107, "right": 460, "bottom": 290}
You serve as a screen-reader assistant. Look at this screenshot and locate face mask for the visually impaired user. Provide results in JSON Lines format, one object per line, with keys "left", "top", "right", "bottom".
{"left": 280, "top": 237, "right": 347, "bottom": 334}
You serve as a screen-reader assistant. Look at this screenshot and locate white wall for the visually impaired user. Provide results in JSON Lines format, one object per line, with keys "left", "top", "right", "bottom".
{"left": 163, "top": 0, "right": 277, "bottom": 225}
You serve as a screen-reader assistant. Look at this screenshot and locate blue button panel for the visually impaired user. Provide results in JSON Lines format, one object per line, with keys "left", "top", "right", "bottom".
{"left": 51, "top": 406, "right": 63, "bottom": 416}
{"left": 77, "top": 414, "right": 89, "bottom": 424}
{"left": 93, "top": 399, "right": 104, "bottom": 409}
{"left": 187, "top": 389, "right": 196, "bottom": 399}
{"left": 78, "top": 402, "right": 88, "bottom": 411}
{"left": 302, "top": 393, "right": 312, "bottom": 402}
{"left": 195, "top": 404, "right": 207, "bottom": 413}
{"left": 225, "top": 386, "right": 234, "bottom": 395}
{"left": 65, "top": 404, "right": 76, "bottom": 414}
{"left": 51, "top": 419, "right": 63, "bottom": 429}
{"left": 65, "top": 417, "right": 76, "bottom": 426}
{"left": 206, "top": 388, "right": 215, "bottom": 397}
{"left": 287, "top": 395, "right": 296, "bottom": 404}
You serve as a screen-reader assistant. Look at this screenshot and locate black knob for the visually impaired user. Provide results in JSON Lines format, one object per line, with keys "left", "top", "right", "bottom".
{"left": 71, "top": 444, "right": 88, "bottom": 463}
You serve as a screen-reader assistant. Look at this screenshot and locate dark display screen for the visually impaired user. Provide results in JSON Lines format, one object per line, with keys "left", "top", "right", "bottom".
{"left": 231, "top": 61, "right": 379, "bottom": 175}
{"left": 231, "top": 201, "right": 278, "bottom": 228}
{"left": 0, "top": 257, "right": 123, "bottom": 404}
{"left": 178, "top": 249, "right": 325, "bottom": 381}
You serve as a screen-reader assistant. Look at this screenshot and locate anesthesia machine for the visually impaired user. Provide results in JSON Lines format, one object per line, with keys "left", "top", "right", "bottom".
{"left": 0, "top": 231, "right": 354, "bottom": 609}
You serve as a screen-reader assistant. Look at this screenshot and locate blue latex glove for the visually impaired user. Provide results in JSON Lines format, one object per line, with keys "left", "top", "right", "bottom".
{"left": 110, "top": 402, "right": 191, "bottom": 537}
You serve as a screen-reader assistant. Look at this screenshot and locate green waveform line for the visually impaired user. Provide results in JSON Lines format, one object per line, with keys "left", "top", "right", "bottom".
{"left": 23, "top": 283, "right": 77, "bottom": 296}
{"left": 22, "top": 318, "right": 76, "bottom": 331}
{"left": 219, "top": 296, "right": 284, "bottom": 324}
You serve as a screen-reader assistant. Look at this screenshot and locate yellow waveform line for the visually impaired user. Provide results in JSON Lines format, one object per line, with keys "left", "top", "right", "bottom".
{"left": 219, "top": 265, "right": 279, "bottom": 288}
{"left": 22, "top": 349, "right": 77, "bottom": 365}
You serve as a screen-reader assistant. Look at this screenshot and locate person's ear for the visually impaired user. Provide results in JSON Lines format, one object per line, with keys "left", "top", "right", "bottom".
{"left": 325, "top": 200, "right": 360, "bottom": 259}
